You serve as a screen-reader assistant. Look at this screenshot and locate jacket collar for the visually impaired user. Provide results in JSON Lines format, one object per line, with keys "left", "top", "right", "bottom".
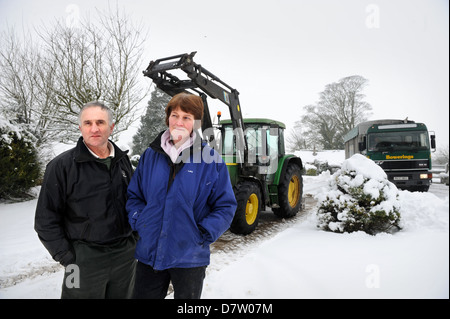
{"left": 74, "top": 136, "right": 128, "bottom": 163}
{"left": 150, "top": 130, "right": 204, "bottom": 163}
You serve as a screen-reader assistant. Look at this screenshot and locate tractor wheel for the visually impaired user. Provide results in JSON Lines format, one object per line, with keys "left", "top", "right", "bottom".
{"left": 273, "top": 163, "right": 303, "bottom": 218}
{"left": 229, "top": 181, "right": 262, "bottom": 235}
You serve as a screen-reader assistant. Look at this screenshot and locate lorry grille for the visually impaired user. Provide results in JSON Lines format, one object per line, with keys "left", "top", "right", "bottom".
{"left": 377, "top": 159, "right": 429, "bottom": 171}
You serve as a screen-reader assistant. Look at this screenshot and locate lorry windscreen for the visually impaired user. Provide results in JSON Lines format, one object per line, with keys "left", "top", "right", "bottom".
{"left": 367, "top": 131, "right": 429, "bottom": 152}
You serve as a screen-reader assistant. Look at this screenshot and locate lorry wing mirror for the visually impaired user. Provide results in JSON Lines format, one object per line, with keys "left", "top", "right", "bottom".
{"left": 430, "top": 134, "right": 436, "bottom": 150}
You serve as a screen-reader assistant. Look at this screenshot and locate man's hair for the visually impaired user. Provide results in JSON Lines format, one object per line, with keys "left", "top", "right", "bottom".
{"left": 78, "top": 101, "right": 114, "bottom": 125}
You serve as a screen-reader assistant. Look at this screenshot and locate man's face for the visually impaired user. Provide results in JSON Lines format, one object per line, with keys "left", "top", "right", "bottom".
{"left": 79, "top": 106, "right": 114, "bottom": 150}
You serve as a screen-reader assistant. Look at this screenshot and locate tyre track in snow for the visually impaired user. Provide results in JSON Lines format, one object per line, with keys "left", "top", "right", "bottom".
{"left": 0, "top": 261, "right": 62, "bottom": 289}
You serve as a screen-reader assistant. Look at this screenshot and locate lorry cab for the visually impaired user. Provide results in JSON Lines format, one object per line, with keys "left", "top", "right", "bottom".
{"left": 344, "top": 119, "right": 436, "bottom": 192}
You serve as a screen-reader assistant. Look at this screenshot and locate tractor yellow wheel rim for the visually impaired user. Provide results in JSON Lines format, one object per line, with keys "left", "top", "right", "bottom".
{"left": 288, "top": 175, "right": 300, "bottom": 208}
{"left": 246, "top": 193, "right": 259, "bottom": 225}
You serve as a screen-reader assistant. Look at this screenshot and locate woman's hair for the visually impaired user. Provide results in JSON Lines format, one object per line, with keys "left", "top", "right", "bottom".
{"left": 165, "top": 93, "right": 204, "bottom": 127}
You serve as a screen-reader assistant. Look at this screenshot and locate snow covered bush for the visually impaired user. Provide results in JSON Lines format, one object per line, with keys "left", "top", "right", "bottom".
{"left": 0, "top": 118, "right": 41, "bottom": 200}
{"left": 316, "top": 154, "right": 401, "bottom": 235}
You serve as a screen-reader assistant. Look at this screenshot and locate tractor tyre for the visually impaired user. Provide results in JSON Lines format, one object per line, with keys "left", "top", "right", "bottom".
{"left": 273, "top": 163, "right": 303, "bottom": 218}
{"left": 229, "top": 181, "right": 262, "bottom": 235}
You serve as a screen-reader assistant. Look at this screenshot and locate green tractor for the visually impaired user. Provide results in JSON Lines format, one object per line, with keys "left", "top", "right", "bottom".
{"left": 144, "top": 52, "right": 303, "bottom": 235}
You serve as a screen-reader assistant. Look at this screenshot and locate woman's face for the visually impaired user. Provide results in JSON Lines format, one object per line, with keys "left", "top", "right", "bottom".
{"left": 168, "top": 107, "right": 195, "bottom": 144}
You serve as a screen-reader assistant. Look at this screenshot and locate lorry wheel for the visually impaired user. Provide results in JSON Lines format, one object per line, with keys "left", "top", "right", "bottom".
{"left": 230, "top": 181, "right": 261, "bottom": 235}
{"left": 273, "top": 163, "right": 303, "bottom": 218}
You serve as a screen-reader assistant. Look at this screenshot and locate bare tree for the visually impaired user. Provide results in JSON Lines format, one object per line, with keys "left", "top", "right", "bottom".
{"left": 0, "top": 28, "right": 58, "bottom": 149}
{"left": 286, "top": 120, "right": 307, "bottom": 152}
{"left": 288, "top": 75, "right": 372, "bottom": 150}
{"left": 434, "top": 145, "right": 449, "bottom": 165}
{"left": 37, "top": 7, "right": 149, "bottom": 142}
{"left": 319, "top": 75, "right": 372, "bottom": 135}
{"left": 0, "top": 6, "right": 150, "bottom": 148}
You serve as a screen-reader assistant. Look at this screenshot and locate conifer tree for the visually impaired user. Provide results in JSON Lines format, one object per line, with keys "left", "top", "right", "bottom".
{"left": 0, "top": 118, "right": 41, "bottom": 200}
{"left": 132, "top": 89, "right": 170, "bottom": 156}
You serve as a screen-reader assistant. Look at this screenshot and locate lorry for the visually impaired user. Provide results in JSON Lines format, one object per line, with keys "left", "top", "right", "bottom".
{"left": 343, "top": 119, "right": 436, "bottom": 192}
{"left": 143, "top": 52, "right": 303, "bottom": 235}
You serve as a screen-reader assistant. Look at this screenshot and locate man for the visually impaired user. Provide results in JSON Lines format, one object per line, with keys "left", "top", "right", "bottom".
{"left": 35, "top": 101, "right": 136, "bottom": 298}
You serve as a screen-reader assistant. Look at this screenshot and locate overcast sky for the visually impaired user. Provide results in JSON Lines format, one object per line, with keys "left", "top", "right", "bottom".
{"left": 1, "top": 0, "right": 448, "bottom": 148}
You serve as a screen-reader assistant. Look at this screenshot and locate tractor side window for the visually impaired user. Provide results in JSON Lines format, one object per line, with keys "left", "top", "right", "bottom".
{"left": 223, "top": 126, "right": 235, "bottom": 156}
{"left": 245, "top": 127, "right": 261, "bottom": 162}
{"left": 245, "top": 125, "right": 270, "bottom": 165}
{"left": 268, "top": 128, "right": 279, "bottom": 159}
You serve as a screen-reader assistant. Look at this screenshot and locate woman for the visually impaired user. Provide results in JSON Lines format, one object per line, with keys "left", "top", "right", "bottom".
{"left": 126, "top": 92, "right": 237, "bottom": 299}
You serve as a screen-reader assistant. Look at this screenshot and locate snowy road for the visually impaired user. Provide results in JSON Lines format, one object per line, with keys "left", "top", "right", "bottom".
{"left": 429, "top": 182, "right": 449, "bottom": 200}
{"left": 209, "top": 194, "right": 317, "bottom": 271}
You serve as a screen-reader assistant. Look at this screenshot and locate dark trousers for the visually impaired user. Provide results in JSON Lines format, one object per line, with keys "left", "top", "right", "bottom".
{"left": 133, "top": 261, "right": 206, "bottom": 299}
{"left": 61, "top": 236, "right": 136, "bottom": 299}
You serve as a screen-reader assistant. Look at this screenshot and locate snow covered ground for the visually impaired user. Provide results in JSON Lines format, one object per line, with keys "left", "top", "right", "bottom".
{"left": 0, "top": 150, "right": 448, "bottom": 299}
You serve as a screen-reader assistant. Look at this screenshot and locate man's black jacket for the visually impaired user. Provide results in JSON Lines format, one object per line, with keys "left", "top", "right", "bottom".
{"left": 34, "top": 137, "right": 133, "bottom": 266}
